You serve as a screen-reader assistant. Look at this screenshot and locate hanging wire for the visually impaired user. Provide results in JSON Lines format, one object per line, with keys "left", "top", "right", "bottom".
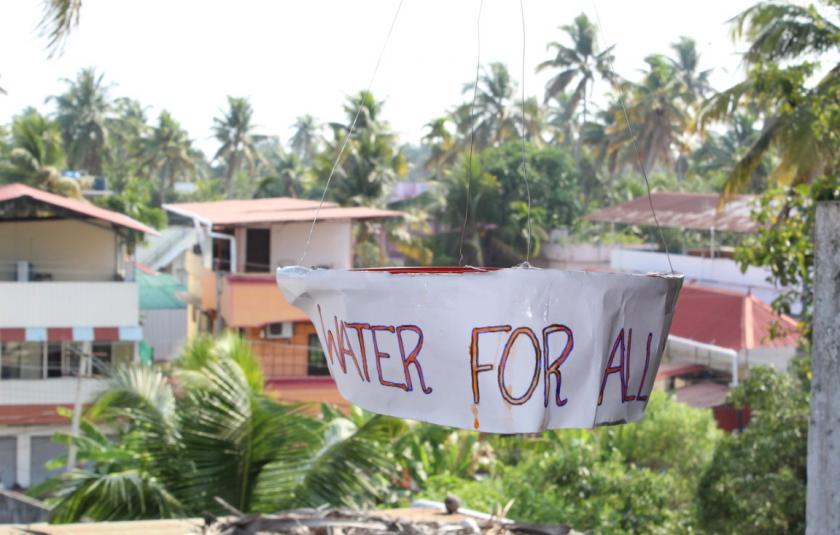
{"left": 458, "top": 0, "right": 485, "bottom": 266}
{"left": 590, "top": 2, "right": 675, "bottom": 274}
{"left": 298, "top": 0, "right": 405, "bottom": 266}
{"left": 519, "top": 0, "right": 533, "bottom": 265}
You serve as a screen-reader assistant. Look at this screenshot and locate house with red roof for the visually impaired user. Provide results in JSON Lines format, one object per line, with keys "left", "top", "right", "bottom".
{"left": 0, "top": 183, "right": 156, "bottom": 489}
{"left": 162, "top": 197, "right": 400, "bottom": 408}
{"left": 654, "top": 284, "right": 800, "bottom": 429}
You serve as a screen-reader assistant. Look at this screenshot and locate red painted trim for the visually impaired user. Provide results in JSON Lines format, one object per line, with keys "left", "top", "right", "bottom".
{"left": 0, "top": 328, "right": 25, "bottom": 342}
{"left": 226, "top": 274, "right": 276, "bottom": 284}
{"left": 94, "top": 327, "right": 120, "bottom": 341}
{"left": 48, "top": 328, "right": 74, "bottom": 342}
{"left": 353, "top": 266, "right": 499, "bottom": 275}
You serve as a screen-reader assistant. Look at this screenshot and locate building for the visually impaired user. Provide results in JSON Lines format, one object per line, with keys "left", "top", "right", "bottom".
{"left": 655, "top": 284, "right": 800, "bottom": 430}
{"left": 162, "top": 197, "right": 401, "bottom": 406}
{"left": 0, "top": 183, "right": 155, "bottom": 488}
{"left": 136, "top": 266, "right": 188, "bottom": 362}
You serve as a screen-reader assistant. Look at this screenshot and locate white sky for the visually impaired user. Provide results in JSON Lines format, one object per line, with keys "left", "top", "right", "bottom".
{"left": 0, "top": 0, "right": 758, "bottom": 155}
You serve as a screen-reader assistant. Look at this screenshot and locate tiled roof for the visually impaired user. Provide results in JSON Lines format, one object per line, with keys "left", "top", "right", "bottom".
{"left": 670, "top": 284, "right": 800, "bottom": 350}
{"left": 164, "top": 197, "right": 402, "bottom": 227}
{"left": 583, "top": 192, "right": 757, "bottom": 233}
{"left": 0, "top": 183, "right": 157, "bottom": 235}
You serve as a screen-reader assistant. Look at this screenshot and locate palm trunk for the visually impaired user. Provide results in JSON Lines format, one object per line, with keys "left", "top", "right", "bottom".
{"left": 225, "top": 153, "right": 239, "bottom": 198}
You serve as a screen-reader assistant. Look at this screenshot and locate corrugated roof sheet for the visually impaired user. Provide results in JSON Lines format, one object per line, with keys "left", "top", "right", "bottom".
{"left": 583, "top": 192, "right": 758, "bottom": 233}
{"left": 163, "top": 197, "right": 402, "bottom": 227}
{"left": 137, "top": 270, "right": 187, "bottom": 310}
{"left": 0, "top": 183, "right": 157, "bottom": 235}
{"left": 671, "top": 284, "right": 800, "bottom": 350}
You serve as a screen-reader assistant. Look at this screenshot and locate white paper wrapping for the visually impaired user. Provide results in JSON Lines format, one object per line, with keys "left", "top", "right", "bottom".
{"left": 276, "top": 266, "right": 683, "bottom": 433}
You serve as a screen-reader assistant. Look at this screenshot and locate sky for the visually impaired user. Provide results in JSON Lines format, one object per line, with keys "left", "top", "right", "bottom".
{"left": 0, "top": 0, "right": 759, "bottom": 155}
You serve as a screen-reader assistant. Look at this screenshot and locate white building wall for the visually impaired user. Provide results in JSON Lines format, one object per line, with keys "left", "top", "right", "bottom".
{"left": 269, "top": 221, "right": 352, "bottom": 269}
{"left": 0, "top": 220, "right": 117, "bottom": 282}
{"left": 0, "top": 282, "right": 139, "bottom": 327}
{"left": 610, "top": 249, "right": 798, "bottom": 311}
{"left": 0, "top": 378, "right": 104, "bottom": 406}
{"left": 141, "top": 308, "right": 188, "bottom": 361}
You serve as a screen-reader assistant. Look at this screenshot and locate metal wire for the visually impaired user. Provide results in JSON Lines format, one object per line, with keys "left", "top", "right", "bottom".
{"left": 519, "top": 0, "right": 533, "bottom": 265}
{"left": 458, "top": 0, "right": 485, "bottom": 266}
{"left": 298, "top": 0, "right": 405, "bottom": 266}
{"left": 590, "top": 1, "right": 675, "bottom": 274}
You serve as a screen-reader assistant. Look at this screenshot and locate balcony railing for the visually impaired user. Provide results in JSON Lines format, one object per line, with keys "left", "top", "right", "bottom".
{"left": 245, "top": 340, "right": 328, "bottom": 379}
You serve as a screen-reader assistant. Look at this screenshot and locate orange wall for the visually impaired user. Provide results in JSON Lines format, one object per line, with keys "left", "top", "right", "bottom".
{"left": 243, "top": 321, "right": 317, "bottom": 378}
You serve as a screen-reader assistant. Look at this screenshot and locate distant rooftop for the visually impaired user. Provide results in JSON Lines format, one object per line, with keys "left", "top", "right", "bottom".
{"left": 0, "top": 182, "right": 157, "bottom": 235}
{"left": 583, "top": 192, "right": 757, "bottom": 233}
{"left": 163, "top": 197, "right": 402, "bottom": 227}
{"left": 671, "top": 284, "right": 800, "bottom": 350}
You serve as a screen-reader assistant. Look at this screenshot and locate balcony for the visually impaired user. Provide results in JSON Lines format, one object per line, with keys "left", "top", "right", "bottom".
{"left": 0, "top": 282, "right": 139, "bottom": 328}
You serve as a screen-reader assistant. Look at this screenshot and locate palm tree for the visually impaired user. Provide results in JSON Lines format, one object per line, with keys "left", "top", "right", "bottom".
{"left": 37, "top": 0, "right": 82, "bottom": 57}
{"left": 254, "top": 146, "right": 307, "bottom": 199}
{"left": 611, "top": 55, "right": 690, "bottom": 174}
{"left": 0, "top": 108, "right": 81, "bottom": 198}
{"left": 454, "top": 62, "right": 519, "bottom": 150}
{"left": 139, "top": 111, "right": 196, "bottom": 205}
{"left": 51, "top": 68, "right": 112, "bottom": 175}
{"left": 537, "top": 14, "right": 615, "bottom": 125}
{"left": 213, "top": 96, "right": 265, "bottom": 197}
{"left": 668, "top": 37, "right": 713, "bottom": 107}
{"left": 421, "top": 117, "right": 457, "bottom": 178}
{"left": 699, "top": 0, "right": 840, "bottom": 198}
{"left": 289, "top": 115, "right": 321, "bottom": 165}
{"left": 43, "top": 335, "right": 407, "bottom": 522}
{"left": 318, "top": 91, "right": 405, "bottom": 207}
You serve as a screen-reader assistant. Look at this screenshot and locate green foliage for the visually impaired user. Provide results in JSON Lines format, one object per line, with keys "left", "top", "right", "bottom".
{"left": 697, "top": 367, "right": 809, "bottom": 534}
{"left": 734, "top": 177, "right": 840, "bottom": 336}
{"left": 417, "top": 392, "right": 719, "bottom": 534}
{"left": 436, "top": 141, "right": 581, "bottom": 266}
{"left": 51, "top": 68, "right": 112, "bottom": 175}
{"left": 213, "top": 96, "right": 265, "bottom": 197}
{"left": 41, "top": 335, "right": 407, "bottom": 522}
{"left": 95, "top": 177, "right": 166, "bottom": 229}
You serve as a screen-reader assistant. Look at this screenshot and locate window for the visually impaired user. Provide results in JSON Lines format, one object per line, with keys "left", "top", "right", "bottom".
{"left": 46, "top": 343, "right": 63, "bottom": 378}
{"left": 0, "top": 342, "right": 43, "bottom": 379}
{"left": 91, "top": 342, "right": 112, "bottom": 375}
{"left": 245, "top": 228, "right": 271, "bottom": 272}
{"left": 307, "top": 334, "right": 329, "bottom": 376}
{"left": 265, "top": 322, "right": 293, "bottom": 339}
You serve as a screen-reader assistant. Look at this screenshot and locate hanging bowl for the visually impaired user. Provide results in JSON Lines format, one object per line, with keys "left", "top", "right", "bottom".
{"left": 276, "top": 265, "right": 683, "bottom": 433}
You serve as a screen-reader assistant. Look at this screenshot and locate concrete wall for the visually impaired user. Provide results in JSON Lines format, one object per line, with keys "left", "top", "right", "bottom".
{"left": 0, "top": 378, "right": 104, "bottom": 406}
{"left": 141, "top": 308, "right": 188, "bottom": 361}
{"left": 0, "top": 220, "right": 118, "bottom": 282}
{"left": 0, "top": 282, "right": 139, "bottom": 327}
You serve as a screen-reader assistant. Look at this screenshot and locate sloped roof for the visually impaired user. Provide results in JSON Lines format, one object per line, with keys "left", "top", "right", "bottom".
{"left": 670, "top": 284, "right": 800, "bottom": 350}
{"left": 164, "top": 197, "right": 402, "bottom": 227}
{"left": 137, "top": 270, "right": 187, "bottom": 310}
{"left": 583, "top": 192, "right": 757, "bottom": 233}
{"left": 0, "top": 182, "right": 157, "bottom": 235}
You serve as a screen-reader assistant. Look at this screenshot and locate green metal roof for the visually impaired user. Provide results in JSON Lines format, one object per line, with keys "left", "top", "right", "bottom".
{"left": 137, "top": 270, "right": 187, "bottom": 310}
